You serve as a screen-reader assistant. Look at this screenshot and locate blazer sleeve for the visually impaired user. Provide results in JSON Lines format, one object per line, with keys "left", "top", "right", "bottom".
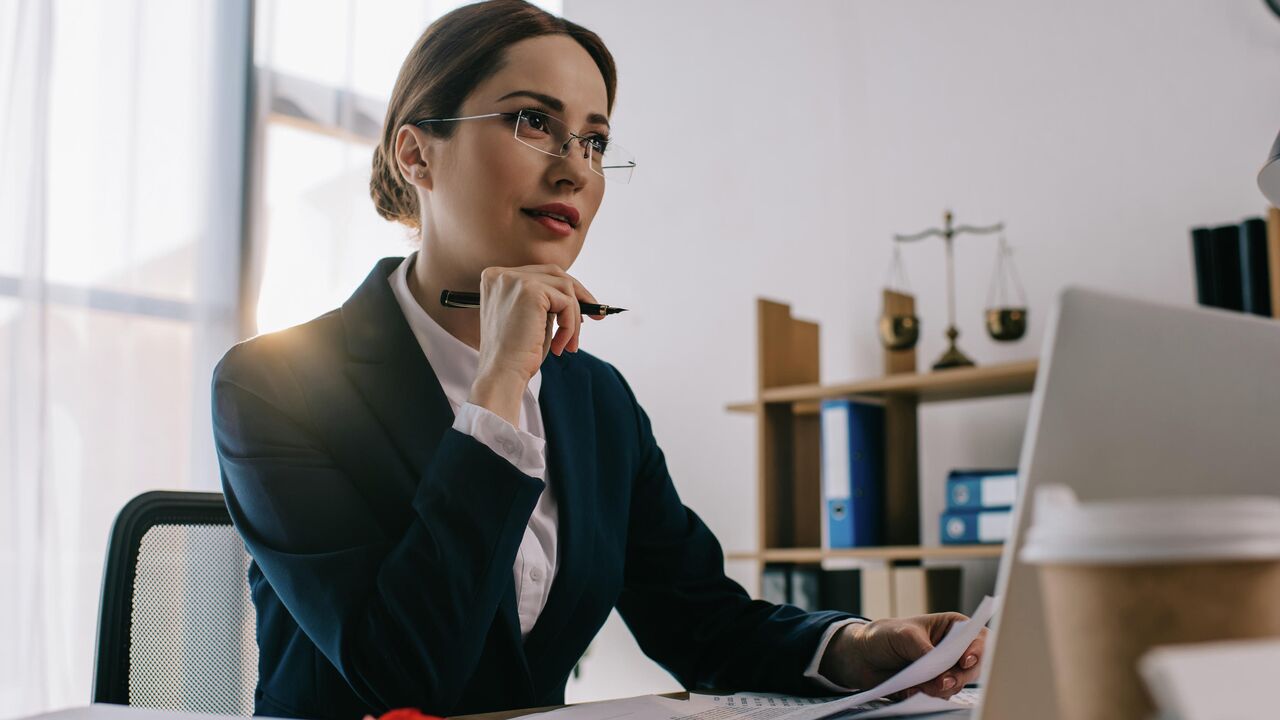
{"left": 609, "top": 366, "right": 858, "bottom": 695}
{"left": 211, "top": 344, "right": 544, "bottom": 714}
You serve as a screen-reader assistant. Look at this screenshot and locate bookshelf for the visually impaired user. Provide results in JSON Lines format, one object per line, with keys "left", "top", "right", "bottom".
{"left": 726, "top": 298, "right": 1038, "bottom": 597}
{"left": 726, "top": 546, "right": 1005, "bottom": 563}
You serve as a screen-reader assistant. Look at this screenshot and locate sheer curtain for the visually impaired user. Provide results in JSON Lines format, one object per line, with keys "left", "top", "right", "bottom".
{"left": 0, "top": 1, "right": 249, "bottom": 716}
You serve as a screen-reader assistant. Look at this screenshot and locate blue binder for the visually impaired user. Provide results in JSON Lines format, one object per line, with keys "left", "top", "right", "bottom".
{"left": 821, "top": 399, "right": 885, "bottom": 548}
{"left": 940, "top": 507, "right": 1013, "bottom": 545}
{"left": 946, "top": 469, "right": 1019, "bottom": 511}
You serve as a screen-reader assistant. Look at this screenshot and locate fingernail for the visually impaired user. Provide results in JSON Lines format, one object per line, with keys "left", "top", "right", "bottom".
{"left": 963, "top": 654, "right": 977, "bottom": 668}
{"left": 941, "top": 677, "right": 956, "bottom": 690}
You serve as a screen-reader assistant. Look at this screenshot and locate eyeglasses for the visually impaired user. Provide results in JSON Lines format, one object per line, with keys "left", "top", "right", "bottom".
{"left": 414, "top": 109, "right": 636, "bottom": 183}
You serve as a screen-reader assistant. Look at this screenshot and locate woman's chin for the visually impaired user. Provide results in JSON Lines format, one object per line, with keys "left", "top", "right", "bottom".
{"left": 515, "top": 243, "right": 580, "bottom": 270}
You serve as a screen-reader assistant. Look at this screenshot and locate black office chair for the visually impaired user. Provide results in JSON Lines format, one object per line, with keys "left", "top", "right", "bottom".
{"left": 93, "top": 490, "right": 259, "bottom": 715}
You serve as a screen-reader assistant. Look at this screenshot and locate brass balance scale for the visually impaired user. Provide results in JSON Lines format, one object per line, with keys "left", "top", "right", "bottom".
{"left": 879, "top": 210, "right": 1028, "bottom": 371}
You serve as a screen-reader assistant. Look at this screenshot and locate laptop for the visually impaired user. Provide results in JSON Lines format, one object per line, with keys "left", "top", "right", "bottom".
{"left": 975, "top": 286, "right": 1280, "bottom": 719}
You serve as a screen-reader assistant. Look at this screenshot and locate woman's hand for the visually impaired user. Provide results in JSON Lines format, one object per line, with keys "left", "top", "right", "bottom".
{"left": 817, "top": 613, "right": 987, "bottom": 701}
{"left": 468, "top": 264, "right": 602, "bottom": 425}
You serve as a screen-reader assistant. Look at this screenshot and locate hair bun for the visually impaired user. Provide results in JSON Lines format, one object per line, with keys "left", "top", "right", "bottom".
{"left": 369, "top": 147, "right": 420, "bottom": 232}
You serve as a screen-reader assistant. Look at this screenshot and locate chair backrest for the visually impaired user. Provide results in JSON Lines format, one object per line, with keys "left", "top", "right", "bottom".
{"left": 94, "top": 491, "right": 259, "bottom": 715}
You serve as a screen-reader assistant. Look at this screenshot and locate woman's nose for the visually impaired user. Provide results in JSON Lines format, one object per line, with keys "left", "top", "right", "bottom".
{"left": 551, "top": 141, "right": 595, "bottom": 186}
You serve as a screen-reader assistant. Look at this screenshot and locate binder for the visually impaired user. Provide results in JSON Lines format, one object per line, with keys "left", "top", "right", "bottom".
{"left": 1240, "top": 218, "right": 1272, "bottom": 317}
{"left": 819, "top": 569, "right": 862, "bottom": 615}
{"left": 1191, "top": 226, "right": 1218, "bottom": 307}
{"left": 821, "top": 400, "right": 885, "bottom": 548}
{"left": 946, "top": 469, "right": 1018, "bottom": 511}
{"left": 1209, "top": 224, "right": 1244, "bottom": 311}
{"left": 940, "top": 507, "right": 1013, "bottom": 544}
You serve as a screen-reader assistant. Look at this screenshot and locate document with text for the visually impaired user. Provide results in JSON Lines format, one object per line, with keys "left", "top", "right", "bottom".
{"left": 521, "top": 596, "right": 996, "bottom": 720}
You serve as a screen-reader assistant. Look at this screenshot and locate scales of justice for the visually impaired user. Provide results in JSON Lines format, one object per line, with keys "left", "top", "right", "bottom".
{"left": 880, "top": 210, "right": 1028, "bottom": 371}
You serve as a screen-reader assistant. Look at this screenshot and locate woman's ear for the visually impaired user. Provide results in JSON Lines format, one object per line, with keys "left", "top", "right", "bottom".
{"left": 395, "top": 124, "right": 434, "bottom": 190}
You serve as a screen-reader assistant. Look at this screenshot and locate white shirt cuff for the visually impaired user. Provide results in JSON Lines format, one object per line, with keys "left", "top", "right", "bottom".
{"left": 453, "top": 402, "right": 546, "bottom": 478}
{"left": 803, "top": 618, "right": 868, "bottom": 693}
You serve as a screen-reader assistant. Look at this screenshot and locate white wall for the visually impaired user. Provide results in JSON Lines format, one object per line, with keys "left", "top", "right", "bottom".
{"left": 560, "top": 0, "right": 1280, "bottom": 702}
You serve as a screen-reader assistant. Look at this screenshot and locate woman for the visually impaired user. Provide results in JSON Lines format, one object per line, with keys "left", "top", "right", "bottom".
{"left": 212, "top": 2, "right": 985, "bottom": 718}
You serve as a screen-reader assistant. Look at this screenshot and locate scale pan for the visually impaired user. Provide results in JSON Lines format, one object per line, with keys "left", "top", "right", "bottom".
{"left": 986, "top": 307, "right": 1027, "bottom": 341}
{"left": 879, "top": 313, "right": 920, "bottom": 350}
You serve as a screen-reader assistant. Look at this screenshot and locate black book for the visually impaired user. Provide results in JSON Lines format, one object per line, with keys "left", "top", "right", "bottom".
{"left": 1240, "top": 217, "right": 1272, "bottom": 317}
{"left": 819, "top": 569, "right": 862, "bottom": 615}
{"left": 1210, "top": 224, "right": 1244, "bottom": 312}
{"left": 1191, "top": 226, "right": 1218, "bottom": 307}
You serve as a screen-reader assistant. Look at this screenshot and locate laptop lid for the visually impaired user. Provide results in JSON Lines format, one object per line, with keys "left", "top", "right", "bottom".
{"left": 977, "top": 286, "right": 1280, "bottom": 719}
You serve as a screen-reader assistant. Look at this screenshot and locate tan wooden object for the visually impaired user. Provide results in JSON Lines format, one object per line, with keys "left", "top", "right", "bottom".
{"left": 881, "top": 289, "right": 918, "bottom": 375}
{"left": 756, "top": 299, "right": 822, "bottom": 551}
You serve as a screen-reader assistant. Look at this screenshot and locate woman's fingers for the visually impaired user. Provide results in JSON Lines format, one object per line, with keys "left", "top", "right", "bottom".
{"left": 921, "top": 631, "right": 987, "bottom": 699}
{"left": 511, "top": 268, "right": 572, "bottom": 356}
{"left": 568, "top": 316, "right": 582, "bottom": 353}
{"left": 557, "top": 276, "right": 583, "bottom": 352}
{"left": 508, "top": 265, "right": 599, "bottom": 356}
{"left": 945, "top": 630, "right": 986, "bottom": 681}
{"left": 536, "top": 264, "right": 604, "bottom": 320}
{"left": 545, "top": 282, "right": 579, "bottom": 356}
{"left": 567, "top": 274, "right": 604, "bottom": 320}
{"left": 547, "top": 274, "right": 590, "bottom": 353}
{"left": 542, "top": 315, "right": 555, "bottom": 361}
{"left": 917, "top": 672, "right": 956, "bottom": 698}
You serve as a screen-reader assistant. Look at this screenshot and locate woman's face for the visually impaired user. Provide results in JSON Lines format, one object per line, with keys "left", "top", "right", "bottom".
{"left": 416, "top": 34, "right": 610, "bottom": 276}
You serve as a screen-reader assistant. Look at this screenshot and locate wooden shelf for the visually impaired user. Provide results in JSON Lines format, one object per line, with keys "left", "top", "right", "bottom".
{"left": 726, "top": 545, "right": 1004, "bottom": 563}
{"left": 736, "top": 299, "right": 1036, "bottom": 604}
{"left": 726, "top": 359, "right": 1038, "bottom": 413}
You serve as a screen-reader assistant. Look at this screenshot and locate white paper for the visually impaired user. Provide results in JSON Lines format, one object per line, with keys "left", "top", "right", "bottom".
{"left": 848, "top": 692, "right": 970, "bottom": 718}
{"left": 1139, "top": 637, "right": 1280, "bottom": 720}
{"left": 691, "top": 694, "right": 837, "bottom": 708}
{"left": 522, "top": 691, "right": 966, "bottom": 720}
{"left": 521, "top": 596, "right": 995, "bottom": 720}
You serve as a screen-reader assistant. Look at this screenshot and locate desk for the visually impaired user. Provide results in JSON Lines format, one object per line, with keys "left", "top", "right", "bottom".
{"left": 15, "top": 694, "right": 695, "bottom": 720}
{"left": 449, "top": 692, "right": 691, "bottom": 720}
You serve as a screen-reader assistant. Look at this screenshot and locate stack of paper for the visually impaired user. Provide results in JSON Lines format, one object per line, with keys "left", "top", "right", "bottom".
{"left": 523, "top": 597, "right": 997, "bottom": 720}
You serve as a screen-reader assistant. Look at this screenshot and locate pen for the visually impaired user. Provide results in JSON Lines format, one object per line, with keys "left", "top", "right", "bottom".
{"left": 440, "top": 290, "right": 627, "bottom": 316}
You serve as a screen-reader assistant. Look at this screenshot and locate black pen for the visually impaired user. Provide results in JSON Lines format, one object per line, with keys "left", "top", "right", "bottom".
{"left": 440, "top": 290, "right": 627, "bottom": 316}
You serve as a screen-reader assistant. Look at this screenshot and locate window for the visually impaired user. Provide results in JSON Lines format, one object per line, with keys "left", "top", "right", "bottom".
{"left": 0, "top": 1, "right": 249, "bottom": 713}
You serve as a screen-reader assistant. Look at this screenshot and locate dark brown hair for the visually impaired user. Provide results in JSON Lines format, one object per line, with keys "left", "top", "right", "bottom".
{"left": 369, "top": 0, "right": 618, "bottom": 235}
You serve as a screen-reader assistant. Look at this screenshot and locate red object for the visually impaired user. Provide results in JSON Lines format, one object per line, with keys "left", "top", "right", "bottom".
{"left": 371, "top": 709, "right": 444, "bottom": 720}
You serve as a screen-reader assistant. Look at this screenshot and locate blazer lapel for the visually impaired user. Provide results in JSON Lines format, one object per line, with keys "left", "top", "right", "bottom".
{"left": 339, "top": 257, "right": 532, "bottom": 693}
{"left": 341, "top": 257, "right": 453, "bottom": 482}
{"left": 523, "top": 350, "right": 598, "bottom": 683}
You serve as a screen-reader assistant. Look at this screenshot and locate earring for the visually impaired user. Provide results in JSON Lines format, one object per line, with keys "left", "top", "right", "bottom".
{"left": 415, "top": 168, "right": 426, "bottom": 179}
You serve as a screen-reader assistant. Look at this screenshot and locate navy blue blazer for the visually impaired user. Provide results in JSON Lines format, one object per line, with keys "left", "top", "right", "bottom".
{"left": 211, "top": 257, "right": 856, "bottom": 719}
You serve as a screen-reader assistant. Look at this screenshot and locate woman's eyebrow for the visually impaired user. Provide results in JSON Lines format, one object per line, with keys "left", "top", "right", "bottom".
{"left": 495, "top": 89, "right": 610, "bottom": 129}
